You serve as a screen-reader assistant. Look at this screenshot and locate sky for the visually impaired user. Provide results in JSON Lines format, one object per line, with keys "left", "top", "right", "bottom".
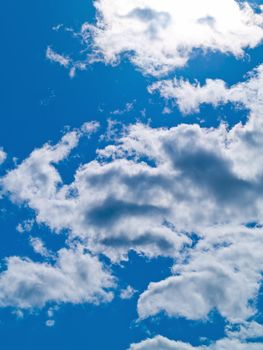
{"left": 1, "top": 0, "right": 263, "bottom": 349}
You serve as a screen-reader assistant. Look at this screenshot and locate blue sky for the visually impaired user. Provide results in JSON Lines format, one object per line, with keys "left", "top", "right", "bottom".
{"left": 1, "top": 1, "right": 263, "bottom": 349}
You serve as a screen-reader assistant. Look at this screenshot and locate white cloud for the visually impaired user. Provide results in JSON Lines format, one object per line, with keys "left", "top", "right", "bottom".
{"left": 46, "top": 319, "right": 55, "bottom": 327}
{"left": 30, "top": 237, "right": 53, "bottom": 258}
{"left": 0, "top": 148, "right": 6, "bottom": 165}
{"left": 120, "top": 285, "right": 137, "bottom": 300}
{"left": 110, "top": 101, "right": 135, "bottom": 116}
{"left": 128, "top": 335, "right": 263, "bottom": 350}
{"left": 137, "top": 226, "right": 263, "bottom": 322}
{"left": 16, "top": 219, "right": 34, "bottom": 234}
{"left": 81, "top": 0, "right": 263, "bottom": 76}
{"left": 226, "top": 321, "right": 263, "bottom": 340}
{"left": 129, "top": 336, "right": 197, "bottom": 350}
{"left": 46, "top": 46, "right": 71, "bottom": 68}
{"left": 0, "top": 247, "right": 115, "bottom": 309}
{"left": 148, "top": 64, "right": 263, "bottom": 115}
{"left": 81, "top": 121, "right": 100, "bottom": 135}
{"left": 3, "top": 118, "right": 263, "bottom": 318}
{"left": 2, "top": 65, "right": 263, "bottom": 321}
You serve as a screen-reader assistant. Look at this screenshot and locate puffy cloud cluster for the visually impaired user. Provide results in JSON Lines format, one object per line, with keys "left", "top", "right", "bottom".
{"left": 138, "top": 225, "right": 263, "bottom": 322}
{"left": 2, "top": 63, "right": 263, "bottom": 320}
{"left": 2, "top": 56, "right": 263, "bottom": 350}
{"left": 0, "top": 247, "right": 115, "bottom": 309}
{"left": 3, "top": 118, "right": 263, "bottom": 262}
{"left": 80, "top": 0, "right": 263, "bottom": 76}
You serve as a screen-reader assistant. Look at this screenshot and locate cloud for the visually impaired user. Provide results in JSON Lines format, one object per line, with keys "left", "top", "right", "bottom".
{"left": 110, "top": 101, "right": 135, "bottom": 116}
{"left": 148, "top": 63, "right": 263, "bottom": 115}
{"left": 2, "top": 119, "right": 263, "bottom": 318}
{"left": 30, "top": 237, "right": 54, "bottom": 258}
{"left": 46, "top": 46, "right": 88, "bottom": 78}
{"left": 226, "top": 321, "right": 263, "bottom": 340}
{"left": 80, "top": 0, "right": 263, "bottom": 76}
{"left": 128, "top": 335, "right": 263, "bottom": 350}
{"left": 81, "top": 121, "right": 100, "bottom": 135}
{"left": 0, "top": 148, "right": 6, "bottom": 165}
{"left": 2, "top": 63, "right": 263, "bottom": 320}
{"left": 120, "top": 285, "right": 137, "bottom": 300}
{"left": 46, "top": 46, "right": 71, "bottom": 68}
{"left": 46, "top": 319, "right": 55, "bottom": 327}
{"left": 0, "top": 247, "right": 115, "bottom": 309}
{"left": 137, "top": 226, "right": 263, "bottom": 322}
{"left": 129, "top": 336, "right": 197, "bottom": 350}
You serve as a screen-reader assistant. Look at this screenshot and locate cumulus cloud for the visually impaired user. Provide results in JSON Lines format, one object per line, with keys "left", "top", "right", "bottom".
{"left": 128, "top": 335, "right": 263, "bottom": 350}
{"left": 226, "top": 321, "right": 263, "bottom": 340}
{"left": 79, "top": 0, "right": 263, "bottom": 76}
{"left": 0, "top": 247, "right": 115, "bottom": 309}
{"left": 137, "top": 226, "right": 263, "bottom": 322}
{"left": 2, "top": 62, "right": 263, "bottom": 322}
{"left": 2, "top": 118, "right": 263, "bottom": 318}
{"left": 149, "top": 63, "right": 263, "bottom": 114}
{"left": 129, "top": 336, "right": 198, "bottom": 350}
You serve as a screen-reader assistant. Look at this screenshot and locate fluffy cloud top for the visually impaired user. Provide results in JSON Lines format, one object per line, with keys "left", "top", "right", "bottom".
{"left": 137, "top": 226, "right": 263, "bottom": 322}
{"left": 81, "top": 0, "right": 263, "bottom": 76}
{"left": 128, "top": 335, "right": 263, "bottom": 350}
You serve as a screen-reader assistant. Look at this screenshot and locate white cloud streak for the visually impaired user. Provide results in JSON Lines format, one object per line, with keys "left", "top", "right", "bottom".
{"left": 46, "top": 46, "right": 71, "bottom": 68}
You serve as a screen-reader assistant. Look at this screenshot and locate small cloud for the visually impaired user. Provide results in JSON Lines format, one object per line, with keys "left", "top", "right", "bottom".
{"left": 0, "top": 148, "right": 6, "bottom": 165}
{"left": 120, "top": 286, "right": 137, "bottom": 300}
{"left": 16, "top": 219, "right": 34, "bottom": 234}
{"left": 52, "top": 24, "right": 63, "bottom": 31}
{"left": 30, "top": 237, "right": 54, "bottom": 258}
{"left": 46, "top": 320, "right": 55, "bottom": 327}
{"left": 46, "top": 46, "right": 71, "bottom": 68}
{"left": 162, "top": 107, "right": 172, "bottom": 114}
{"left": 100, "top": 119, "right": 125, "bottom": 142}
{"left": 81, "top": 121, "right": 100, "bottom": 136}
{"left": 12, "top": 309, "right": 24, "bottom": 319}
{"left": 47, "top": 306, "right": 59, "bottom": 318}
{"left": 110, "top": 101, "right": 135, "bottom": 116}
